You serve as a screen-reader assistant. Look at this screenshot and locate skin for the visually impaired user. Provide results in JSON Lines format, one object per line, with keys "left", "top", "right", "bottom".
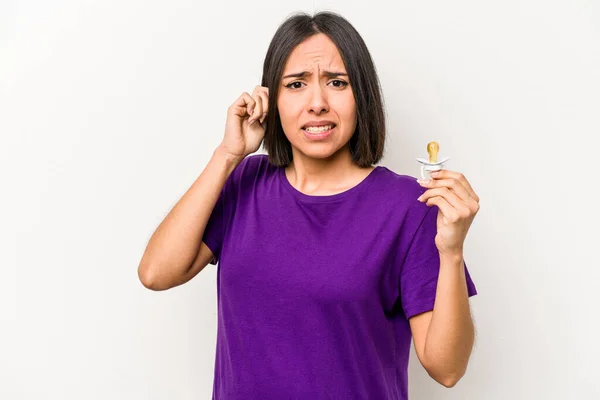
{"left": 277, "top": 33, "right": 375, "bottom": 195}
{"left": 413, "top": 170, "right": 480, "bottom": 387}
{"left": 240, "top": 33, "right": 481, "bottom": 388}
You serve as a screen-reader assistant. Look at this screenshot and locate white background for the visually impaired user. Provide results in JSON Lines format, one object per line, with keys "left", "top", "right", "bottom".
{"left": 1, "top": 0, "right": 599, "bottom": 398}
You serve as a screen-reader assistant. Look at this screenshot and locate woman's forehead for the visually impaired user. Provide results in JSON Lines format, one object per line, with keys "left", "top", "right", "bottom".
{"left": 284, "top": 34, "right": 345, "bottom": 72}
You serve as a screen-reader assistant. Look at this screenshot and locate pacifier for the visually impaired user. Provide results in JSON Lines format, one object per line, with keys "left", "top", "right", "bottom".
{"left": 416, "top": 141, "right": 450, "bottom": 180}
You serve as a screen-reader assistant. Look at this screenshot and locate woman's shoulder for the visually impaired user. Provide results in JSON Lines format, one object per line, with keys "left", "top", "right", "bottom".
{"left": 235, "top": 152, "right": 268, "bottom": 170}
{"left": 375, "top": 165, "right": 425, "bottom": 196}
{"left": 231, "top": 153, "right": 270, "bottom": 177}
{"left": 373, "top": 165, "right": 433, "bottom": 222}
{"left": 225, "top": 153, "right": 275, "bottom": 191}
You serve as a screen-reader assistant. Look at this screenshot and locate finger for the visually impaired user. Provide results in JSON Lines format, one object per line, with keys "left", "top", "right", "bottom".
{"left": 422, "top": 186, "right": 478, "bottom": 214}
{"left": 418, "top": 177, "right": 472, "bottom": 204}
{"left": 248, "top": 93, "right": 262, "bottom": 120}
{"left": 248, "top": 94, "right": 263, "bottom": 125}
{"left": 255, "top": 85, "right": 269, "bottom": 95}
{"left": 251, "top": 91, "right": 267, "bottom": 124}
{"left": 418, "top": 187, "right": 470, "bottom": 215}
{"left": 430, "top": 170, "right": 479, "bottom": 202}
{"left": 258, "top": 92, "right": 269, "bottom": 124}
{"left": 230, "top": 92, "right": 257, "bottom": 119}
{"left": 424, "top": 196, "right": 461, "bottom": 223}
{"left": 253, "top": 85, "right": 269, "bottom": 96}
{"left": 253, "top": 86, "right": 269, "bottom": 124}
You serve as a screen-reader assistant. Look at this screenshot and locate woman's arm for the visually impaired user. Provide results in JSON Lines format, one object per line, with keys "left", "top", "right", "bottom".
{"left": 411, "top": 168, "right": 480, "bottom": 387}
{"left": 409, "top": 251, "right": 475, "bottom": 387}
{"left": 137, "top": 146, "right": 242, "bottom": 291}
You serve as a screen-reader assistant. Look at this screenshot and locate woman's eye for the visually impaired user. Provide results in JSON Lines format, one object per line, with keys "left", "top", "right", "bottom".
{"left": 285, "top": 82, "right": 304, "bottom": 89}
{"left": 330, "top": 80, "right": 348, "bottom": 88}
{"left": 284, "top": 80, "right": 348, "bottom": 89}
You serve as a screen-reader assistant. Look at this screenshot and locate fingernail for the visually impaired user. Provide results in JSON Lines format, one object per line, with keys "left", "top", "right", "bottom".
{"left": 430, "top": 171, "right": 439, "bottom": 176}
{"left": 417, "top": 179, "right": 430, "bottom": 185}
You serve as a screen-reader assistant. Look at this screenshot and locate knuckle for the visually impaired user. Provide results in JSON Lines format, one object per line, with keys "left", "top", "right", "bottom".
{"left": 255, "top": 86, "right": 268, "bottom": 95}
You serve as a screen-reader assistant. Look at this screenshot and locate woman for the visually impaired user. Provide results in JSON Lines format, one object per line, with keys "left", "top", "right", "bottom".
{"left": 138, "top": 11, "right": 480, "bottom": 400}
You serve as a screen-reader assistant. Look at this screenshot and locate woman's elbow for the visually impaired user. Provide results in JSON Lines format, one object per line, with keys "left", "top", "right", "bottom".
{"left": 426, "top": 365, "right": 466, "bottom": 388}
{"left": 138, "top": 263, "right": 156, "bottom": 289}
{"left": 435, "top": 369, "right": 466, "bottom": 388}
{"left": 439, "top": 374, "right": 460, "bottom": 388}
{"left": 138, "top": 262, "right": 167, "bottom": 291}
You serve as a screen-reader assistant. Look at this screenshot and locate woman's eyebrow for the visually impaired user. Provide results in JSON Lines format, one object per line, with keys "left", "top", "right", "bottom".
{"left": 282, "top": 71, "right": 348, "bottom": 79}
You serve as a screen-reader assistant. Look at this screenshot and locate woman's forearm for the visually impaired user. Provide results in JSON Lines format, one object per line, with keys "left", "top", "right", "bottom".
{"left": 423, "top": 252, "right": 475, "bottom": 387}
{"left": 137, "top": 146, "right": 242, "bottom": 290}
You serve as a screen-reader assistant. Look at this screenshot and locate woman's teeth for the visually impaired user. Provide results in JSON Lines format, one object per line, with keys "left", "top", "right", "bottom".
{"left": 304, "top": 125, "right": 333, "bottom": 133}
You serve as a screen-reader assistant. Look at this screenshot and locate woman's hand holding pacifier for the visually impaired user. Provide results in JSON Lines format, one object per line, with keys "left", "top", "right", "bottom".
{"left": 416, "top": 170, "right": 480, "bottom": 257}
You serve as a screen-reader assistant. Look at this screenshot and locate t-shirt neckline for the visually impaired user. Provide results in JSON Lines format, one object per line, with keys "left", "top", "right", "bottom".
{"left": 278, "top": 164, "right": 382, "bottom": 203}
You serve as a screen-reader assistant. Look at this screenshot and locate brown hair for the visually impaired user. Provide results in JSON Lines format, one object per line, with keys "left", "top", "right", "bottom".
{"left": 260, "top": 11, "right": 386, "bottom": 168}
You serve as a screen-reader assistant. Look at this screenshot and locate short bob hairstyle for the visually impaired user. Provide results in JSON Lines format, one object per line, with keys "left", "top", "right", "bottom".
{"left": 260, "top": 11, "right": 386, "bottom": 168}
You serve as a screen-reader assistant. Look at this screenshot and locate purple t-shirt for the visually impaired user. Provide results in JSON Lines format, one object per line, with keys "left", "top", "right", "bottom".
{"left": 202, "top": 154, "right": 477, "bottom": 399}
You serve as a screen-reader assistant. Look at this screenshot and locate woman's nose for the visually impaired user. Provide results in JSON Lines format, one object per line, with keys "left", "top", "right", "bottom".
{"left": 308, "top": 85, "right": 329, "bottom": 114}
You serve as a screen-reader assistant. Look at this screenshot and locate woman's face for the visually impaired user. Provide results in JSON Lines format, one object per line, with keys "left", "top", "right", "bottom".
{"left": 277, "top": 33, "right": 357, "bottom": 160}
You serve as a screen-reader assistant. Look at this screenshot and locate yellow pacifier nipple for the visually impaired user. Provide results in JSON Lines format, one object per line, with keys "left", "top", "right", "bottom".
{"left": 427, "top": 141, "right": 439, "bottom": 164}
{"left": 416, "top": 141, "right": 449, "bottom": 179}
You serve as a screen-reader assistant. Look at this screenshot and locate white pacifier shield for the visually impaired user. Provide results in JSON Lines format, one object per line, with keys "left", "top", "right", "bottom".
{"left": 416, "top": 157, "right": 450, "bottom": 179}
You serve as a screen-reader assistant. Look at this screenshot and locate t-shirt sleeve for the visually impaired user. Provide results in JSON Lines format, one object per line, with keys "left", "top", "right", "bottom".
{"left": 201, "top": 185, "right": 226, "bottom": 266}
{"left": 399, "top": 205, "right": 478, "bottom": 320}
{"left": 200, "top": 155, "right": 252, "bottom": 265}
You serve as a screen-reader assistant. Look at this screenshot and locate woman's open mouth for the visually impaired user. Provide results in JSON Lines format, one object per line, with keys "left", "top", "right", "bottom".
{"left": 302, "top": 124, "right": 336, "bottom": 140}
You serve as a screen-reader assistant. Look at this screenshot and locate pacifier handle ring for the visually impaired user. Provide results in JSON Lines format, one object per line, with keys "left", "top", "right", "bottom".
{"left": 420, "top": 164, "right": 426, "bottom": 180}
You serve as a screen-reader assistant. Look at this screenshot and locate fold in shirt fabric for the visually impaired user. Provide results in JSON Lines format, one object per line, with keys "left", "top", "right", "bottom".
{"left": 202, "top": 154, "right": 477, "bottom": 400}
